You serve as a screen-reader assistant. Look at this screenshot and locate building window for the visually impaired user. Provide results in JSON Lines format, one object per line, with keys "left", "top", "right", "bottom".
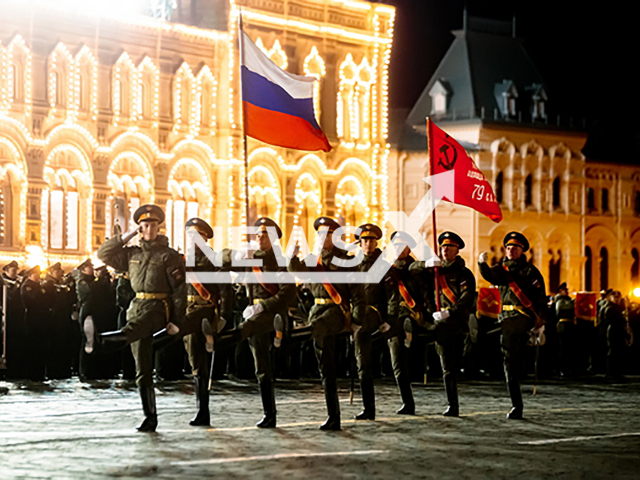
{"left": 552, "top": 176, "right": 561, "bottom": 208}
{"left": 601, "top": 188, "right": 609, "bottom": 212}
{"left": 304, "top": 46, "right": 326, "bottom": 122}
{"left": 524, "top": 174, "right": 533, "bottom": 207}
{"left": 549, "top": 249, "right": 561, "bottom": 293}
{"left": 429, "top": 79, "right": 450, "bottom": 116}
{"left": 585, "top": 246, "right": 592, "bottom": 291}
{"left": 495, "top": 171, "right": 504, "bottom": 204}
{"left": 635, "top": 191, "right": 640, "bottom": 216}
{"left": 600, "top": 247, "right": 608, "bottom": 291}
{"left": 587, "top": 187, "right": 595, "bottom": 212}
{"left": 632, "top": 248, "right": 639, "bottom": 282}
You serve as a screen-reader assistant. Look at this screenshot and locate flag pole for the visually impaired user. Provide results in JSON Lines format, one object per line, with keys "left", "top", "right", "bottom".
{"left": 427, "top": 117, "right": 442, "bottom": 311}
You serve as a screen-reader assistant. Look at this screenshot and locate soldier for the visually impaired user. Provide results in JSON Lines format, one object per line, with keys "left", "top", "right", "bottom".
{"left": 96, "top": 204, "right": 187, "bottom": 432}
{"left": 75, "top": 258, "right": 99, "bottom": 380}
{"left": 603, "top": 290, "right": 630, "bottom": 380}
{"left": 115, "top": 272, "right": 136, "bottom": 380}
{"left": 479, "top": 231, "right": 546, "bottom": 419}
{"left": 2, "top": 261, "right": 28, "bottom": 379}
{"left": 554, "top": 283, "right": 575, "bottom": 376}
{"left": 287, "top": 217, "right": 365, "bottom": 430}
{"left": 410, "top": 231, "right": 476, "bottom": 416}
{"left": 352, "top": 223, "right": 399, "bottom": 420}
{"left": 42, "top": 263, "right": 76, "bottom": 379}
{"left": 179, "top": 217, "right": 231, "bottom": 427}
{"left": 21, "top": 266, "right": 47, "bottom": 381}
{"left": 391, "top": 231, "right": 422, "bottom": 415}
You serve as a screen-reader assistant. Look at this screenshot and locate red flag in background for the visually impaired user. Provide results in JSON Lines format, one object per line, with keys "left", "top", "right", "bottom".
{"left": 428, "top": 120, "right": 503, "bottom": 223}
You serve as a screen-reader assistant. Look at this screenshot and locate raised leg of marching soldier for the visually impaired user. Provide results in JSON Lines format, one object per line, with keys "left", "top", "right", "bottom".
{"left": 501, "top": 315, "right": 532, "bottom": 419}
{"left": 353, "top": 308, "right": 379, "bottom": 420}
{"left": 183, "top": 325, "right": 210, "bottom": 426}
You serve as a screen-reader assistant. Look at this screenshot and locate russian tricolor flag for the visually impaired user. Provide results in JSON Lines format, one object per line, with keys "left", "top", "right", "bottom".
{"left": 241, "top": 31, "right": 332, "bottom": 152}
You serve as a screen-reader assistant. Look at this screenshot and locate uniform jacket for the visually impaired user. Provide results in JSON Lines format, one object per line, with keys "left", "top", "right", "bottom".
{"left": 391, "top": 256, "right": 424, "bottom": 320}
{"left": 188, "top": 248, "right": 233, "bottom": 320}
{"left": 358, "top": 248, "right": 399, "bottom": 325}
{"left": 554, "top": 294, "right": 575, "bottom": 321}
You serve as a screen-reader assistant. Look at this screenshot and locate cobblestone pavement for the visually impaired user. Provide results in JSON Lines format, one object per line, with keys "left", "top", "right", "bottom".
{"left": 1, "top": 376, "right": 639, "bottom": 479}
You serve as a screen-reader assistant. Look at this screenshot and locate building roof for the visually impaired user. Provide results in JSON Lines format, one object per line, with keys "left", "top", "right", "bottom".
{"left": 406, "top": 16, "right": 548, "bottom": 128}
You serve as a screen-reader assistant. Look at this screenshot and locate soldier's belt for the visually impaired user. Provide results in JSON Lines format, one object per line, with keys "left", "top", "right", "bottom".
{"left": 315, "top": 298, "right": 335, "bottom": 305}
{"left": 253, "top": 298, "right": 265, "bottom": 305}
{"left": 502, "top": 305, "right": 530, "bottom": 316}
{"left": 136, "top": 293, "right": 169, "bottom": 300}
{"left": 558, "top": 318, "right": 576, "bottom": 324}
{"left": 188, "top": 295, "right": 209, "bottom": 304}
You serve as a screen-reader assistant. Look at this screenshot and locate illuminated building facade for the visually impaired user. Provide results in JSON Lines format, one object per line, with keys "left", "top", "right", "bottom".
{"left": 0, "top": 0, "right": 394, "bottom": 267}
{"left": 389, "top": 17, "right": 640, "bottom": 296}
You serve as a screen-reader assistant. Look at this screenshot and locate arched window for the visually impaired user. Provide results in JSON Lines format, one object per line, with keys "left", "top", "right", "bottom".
{"left": 247, "top": 166, "right": 281, "bottom": 227}
{"left": 137, "top": 56, "right": 159, "bottom": 126}
{"left": 585, "top": 246, "right": 592, "bottom": 291}
{"left": 634, "top": 191, "right": 640, "bottom": 216}
{"left": 48, "top": 43, "right": 73, "bottom": 115}
{"left": 7, "top": 36, "right": 32, "bottom": 109}
{"left": 196, "top": 65, "right": 217, "bottom": 132}
{"left": 548, "top": 249, "right": 561, "bottom": 293}
{"left": 173, "top": 62, "right": 197, "bottom": 135}
{"left": 495, "top": 171, "right": 503, "bottom": 204}
{"left": 586, "top": 187, "right": 595, "bottom": 212}
{"left": 337, "top": 54, "right": 357, "bottom": 141}
{"left": 599, "top": 247, "right": 609, "bottom": 291}
{"left": 74, "top": 46, "right": 98, "bottom": 121}
{"left": 552, "top": 176, "right": 561, "bottom": 208}
{"left": 355, "top": 57, "right": 375, "bottom": 142}
{"left": 335, "top": 176, "right": 367, "bottom": 237}
{"left": 112, "top": 52, "right": 138, "bottom": 126}
{"left": 632, "top": 248, "right": 639, "bottom": 282}
{"left": 601, "top": 188, "right": 609, "bottom": 212}
{"left": 524, "top": 174, "right": 533, "bottom": 207}
{"left": 293, "top": 173, "right": 322, "bottom": 246}
{"left": 304, "top": 47, "right": 326, "bottom": 123}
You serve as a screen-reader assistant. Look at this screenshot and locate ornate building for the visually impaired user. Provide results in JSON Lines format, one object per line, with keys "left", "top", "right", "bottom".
{"left": 0, "top": 0, "right": 395, "bottom": 267}
{"left": 389, "top": 16, "right": 640, "bottom": 296}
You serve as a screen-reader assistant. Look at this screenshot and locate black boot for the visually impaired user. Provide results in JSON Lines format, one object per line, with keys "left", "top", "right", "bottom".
{"left": 189, "top": 375, "right": 210, "bottom": 426}
{"left": 319, "top": 379, "right": 341, "bottom": 431}
{"left": 355, "top": 378, "right": 375, "bottom": 420}
{"left": 256, "top": 379, "right": 277, "bottom": 428}
{"left": 136, "top": 385, "right": 158, "bottom": 432}
{"left": 396, "top": 379, "right": 415, "bottom": 415}
{"left": 506, "top": 378, "right": 523, "bottom": 420}
{"left": 442, "top": 374, "right": 459, "bottom": 417}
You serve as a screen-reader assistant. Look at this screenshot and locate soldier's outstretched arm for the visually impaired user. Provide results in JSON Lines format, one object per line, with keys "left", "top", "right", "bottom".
{"left": 478, "top": 261, "right": 506, "bottom": 285}
{"left": 97, "top": 235, "right": 135, "bottom": 272}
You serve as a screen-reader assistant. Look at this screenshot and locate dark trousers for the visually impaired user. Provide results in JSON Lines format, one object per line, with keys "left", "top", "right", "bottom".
{"left": 501, "top": 314, "right": 533, "bottom": 408}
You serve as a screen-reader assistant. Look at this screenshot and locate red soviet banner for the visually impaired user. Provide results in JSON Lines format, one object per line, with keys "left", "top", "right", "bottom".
{"left": 428, "top": 119, "right": 503, "bottom": 223}
{"left": 477, "top": 287, "right": 501, "bottom": 319}
{"left": 575, "top": 292, "right": 597, "bottom": 322}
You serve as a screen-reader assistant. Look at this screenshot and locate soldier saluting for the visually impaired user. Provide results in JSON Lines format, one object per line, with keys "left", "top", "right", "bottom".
{"left": 288, "top": 217, "right": 365, "bottom": 431}
{"left": 96, "top": 204, "right": 187, "bottom": 432}
{"left": 410, "top": 231, "right": 475, "bottom": 416}
{"left": 479, "top": 231, "right": 546, "bottom": 419}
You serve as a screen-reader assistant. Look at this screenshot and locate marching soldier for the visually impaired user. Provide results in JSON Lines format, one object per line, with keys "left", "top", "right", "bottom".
{"left": 21, "top": 266, "right": 47, "bottom": 381}
{"left": 554, "top": 283, "right": 575, "bottom": 376}
{"left": 352, "top": 223, "right": 399, "bottom": 420}
{"left": 288, "top": 217, "right": 365, "bottom": 430}
{"left": 96, "top": 204, "right": 187, "bottom": 432}
{"left": 42, "top": 263, "right": 76, "bottom": 379}
{"left": 479, "top": 231, "right": 546, "bottom": 419}
{"left": 2, "top": 261, "right": 28, "bottom": 379}
{"left": 115, "top": 272, "right": 136, "bottom": 380}
{"left": 602, "top": 290, "right": 630, "bottom": 380}
{"left": 392, "top": 231, "right": 422, "bottom": 415}
{"left": 179, "top": 217, "right": 231, "bottom": 427}
{"left": 410, "top": 231, "right": 475, "bottom": 416}
{"left": 219, "top": 217, "right": 294, "bottom": 428}
{"left": 75, "top": 258, "right": 100, "bottom": 380}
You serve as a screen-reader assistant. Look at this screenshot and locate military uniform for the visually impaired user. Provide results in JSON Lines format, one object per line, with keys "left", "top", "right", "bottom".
{"left": 391, "top": 231, "right": 422, "bottom": 415}
{"left": 115, "top": 273, "right": 136, "bottom": 380}
{"left": 75, "top": 259, "right": 101, "bottom": 380}
{"left": 288, "top": 217, "right": 365, "bottom": 430}
{"left": 1, "top": 262, "right": 28, "bottom": 379}
{"left": 353, "top": 223, "right": 400, "bottom": 420}
{"left": 410, "top": 231, "right": 476, "bottom": 416}
{"left": 479, "top": 232, "right": 546, "bottom": 419}
{"left": 602, "top": 295, "right": 629, "bottom": 379}
{"left": 20, "top": 266, "right": 47, "bottom": 381}
{"left": 181, "top": 217, "right": 232, "bottom": 426}
{"left": 97, "top": 204, "right": 186, "bottom": 432}
{"left": 554, "top": 284, "right": 576, "bottom": 376}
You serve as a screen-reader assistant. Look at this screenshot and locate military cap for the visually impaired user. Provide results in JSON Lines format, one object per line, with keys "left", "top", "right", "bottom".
{"left": 133, "top": 204, "right": 165, "bottom": 225}
{"left": 503, "top": 231, "right": 530, "bottom": 252}
{"left": 438, "top": 231, "right": 465, "bottom": 250}
{"left": 25, "top": 265, "right": 41, "bottom": 278}
{"left": 47, "top": 262, "right": 63, "bottom": 274}
{"left": 254, "top": 216, "right": 283, "bottom": 239}
{"left": 186, "top": 217, "right": 214, "bottom": 239}
{"left": 95, "top": 265, "right": 108, "bottom": 273}
{"left": 556, "top": 282, "right": 568, "bottom": 293}
{"left": 390, "top": 231, "right": 417, "bottom": 249}
{"left": 77, "top": 258, "right": 94, "bottom": 271}
{"left": 603, "top": 288, "right": 614, "bottom": 297}
{"left": 314, "top": 216, "right": 341, "bottom": 232}
{"left": 355, "top": 223, "right": 382, "bottom": 242}
{"left": 2, "top": 260, "right": 19, "bottom": 272}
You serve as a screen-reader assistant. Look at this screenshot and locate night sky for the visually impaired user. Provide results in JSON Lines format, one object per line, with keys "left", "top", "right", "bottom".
{"left": 384, "top": 1, "right": 639, "bottom": 160}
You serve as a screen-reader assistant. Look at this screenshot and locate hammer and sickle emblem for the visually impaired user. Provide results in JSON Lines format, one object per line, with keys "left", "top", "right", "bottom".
{"left": 438, "top": 136, "right": 458, "bottom": 170}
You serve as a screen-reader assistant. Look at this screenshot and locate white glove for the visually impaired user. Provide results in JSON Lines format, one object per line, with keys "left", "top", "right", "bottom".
{"left": 71, "top": 311, "right": 79, "bottom": 321}
{"left": 121, "top": 227, "right": 140, "bottom": 244}
{"left": 478, "top": 252, "right": 489, "bottom": 264}
{"left": 286, "top": 243, "right": 300, "bottom": 258}
{"left": 432, "top": 310, "right": 450, "bottom": 322}
{"left": 425, "top": 256, "right": 442, "bottom": 268}
{"left": 243, "top": 302, "right": 264, "bottom": 319}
